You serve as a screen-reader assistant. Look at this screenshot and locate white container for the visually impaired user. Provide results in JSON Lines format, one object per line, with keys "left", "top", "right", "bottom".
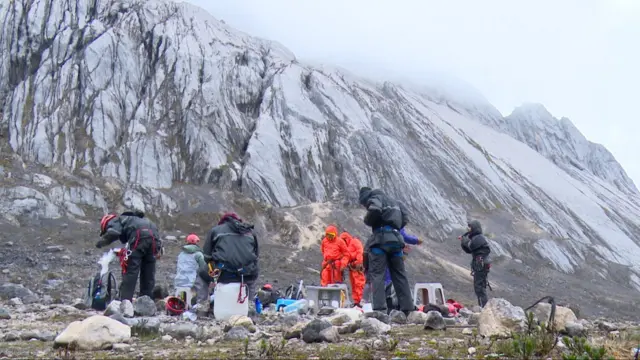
{"left": 213, "top": 282, "right": 249, "bottom": 321}
{"left": 283, "top": 299, "right": 309, "bottom": 314}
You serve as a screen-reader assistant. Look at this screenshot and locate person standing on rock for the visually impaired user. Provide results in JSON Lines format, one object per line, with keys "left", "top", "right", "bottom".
{"left": 201, "top": 212, "right": 260, "bottom": 302}
{"left": 339, "top": 232, "right": 366, "bottom": 307}
{"left": 96, "top": 210, "right": 164, "bottom": 301}
{"left": 459, "top": 220, "right": 492, "bottom": 307}
{"left": 320, "top": 225, "right": 349, "bottom": 286}
{"left": 173, "top": 234, "right": 208, "bottom": 306}
{"left": 359, "top": 187, "right": 415, "bottom": 315}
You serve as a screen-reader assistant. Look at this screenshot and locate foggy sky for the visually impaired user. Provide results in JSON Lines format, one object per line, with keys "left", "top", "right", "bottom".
{"left": 185, "top": 0, "right": 640, "bottom": 188}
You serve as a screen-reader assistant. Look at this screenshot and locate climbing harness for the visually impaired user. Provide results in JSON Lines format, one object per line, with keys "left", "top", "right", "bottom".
{"left": 237, "top": 273, "right": 248, "bottom": 304}
{"left": 117, "top": 244, "right": 131, "bottom": 274}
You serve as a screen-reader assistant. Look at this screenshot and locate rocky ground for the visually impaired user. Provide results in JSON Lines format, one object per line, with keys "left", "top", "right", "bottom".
{"left": 0, "top": 283, "right": 639, "bottom": 360}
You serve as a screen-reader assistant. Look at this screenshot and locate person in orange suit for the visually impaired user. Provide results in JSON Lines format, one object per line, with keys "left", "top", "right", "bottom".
{"left": 340, "top": 232, "right": 366, "bottom": 307}
{"left": 320, "top": 225, "right": 349, "bottom": 286}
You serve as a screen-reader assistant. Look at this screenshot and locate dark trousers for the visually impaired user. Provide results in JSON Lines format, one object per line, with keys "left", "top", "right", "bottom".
{"left": 368, "top": 247, "right": 414, "bottom": 312}
{"left": 473, "top": 269, "right": 489, "bottom": 307}
{"left": 119, "top": 248, "right": 156, "bottom": 301}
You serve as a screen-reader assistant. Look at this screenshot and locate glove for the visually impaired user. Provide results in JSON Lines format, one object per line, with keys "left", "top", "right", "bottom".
{"left": 417, "top": 238, "right": 424, "bottom": 245}
{"left": 95, "top": 239, "right": 109, "bottom": 249}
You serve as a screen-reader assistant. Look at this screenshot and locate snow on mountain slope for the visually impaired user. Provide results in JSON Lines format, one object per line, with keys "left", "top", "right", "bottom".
{"left": 1, "top": 0, "right": 640, "bottom": 293}
{"left": 498, "top": 103, "right": 638, "bottom": 196}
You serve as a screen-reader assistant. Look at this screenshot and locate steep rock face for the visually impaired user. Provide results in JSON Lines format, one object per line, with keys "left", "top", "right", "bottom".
{"left": 1, "top": 0, "right": 640, "bottom": 295}
{"left": 499, "top": 103, "right": 638, "bottom": 196}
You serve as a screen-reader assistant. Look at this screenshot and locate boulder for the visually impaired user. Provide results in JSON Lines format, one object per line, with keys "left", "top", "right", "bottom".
{"left": 0, "top": 283, "right": 38, "bottom": 304}
{"left": 389, "top": 309, "right": 408, "bottom": 324}
{"left": 361, "top": 317, "right": 391, "bottom": 335}
{"left": 54, "top": 315, "right": 131, "bottom": 350}
{"left": 120, "top": 300, "right": 135, "bottom": 318}
{"left": 407, "top": 310, "right": 429, "bottom": 325}
{"left": 424, "top": 311, "right": 446, "bottom": 330}
{"left": 133, "top": 296, "right": 156, "bottom": 316}
{"left": 530, "top": 303, "right": 577, "bottom": 333}
{"left": 302, "top": 319, "right": 332, "bottom": 343}
{"left": 478, "top": 298, "right": 526, "bottom": 338}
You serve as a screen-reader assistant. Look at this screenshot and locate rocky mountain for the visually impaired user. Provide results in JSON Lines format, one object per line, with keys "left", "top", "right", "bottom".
{"left": 1, "top": 0, "right": 640, "bottom": 318}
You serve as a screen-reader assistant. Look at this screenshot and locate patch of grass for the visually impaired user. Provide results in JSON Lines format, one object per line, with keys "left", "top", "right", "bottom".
{"left": 562, "top": 337, "right": 614, "bottom": 360}
{"left": 130, "top": 319, "right": 160, "bottom": 341}
{"left": 318, "top": 344, "right": 376, "bottom": 360}
{"left": 49, "top": 313, "right": 88, "bottom": 323}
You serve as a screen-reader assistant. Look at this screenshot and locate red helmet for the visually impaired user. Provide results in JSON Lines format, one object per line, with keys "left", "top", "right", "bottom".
{"left": 186, "top": 233, "right": 200, "bottom": 245}
{"left": 262, "top": 284, "right": 272, "bottom": 291}
{"left": 100, "top": 214, "right": 117, "bottom": 235}
{"left": 165, "top": 296, "right": 186, "bottom": 316}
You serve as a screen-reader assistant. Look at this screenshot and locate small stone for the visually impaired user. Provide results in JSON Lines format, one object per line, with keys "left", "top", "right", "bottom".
{"left": 104, "top": 300, "right": 122, "bottom": 316}
{"left": 407, "top": 311, "right": 429, "bottom": 325}
{"left": 112, "top": 343, "right": 131, "bottom": 352}
{"left": 468, "top": 347, "right": 477, "bottom": 355}
{"left": 462, "top": 328, "right": 473, "bottom": 335}
{"left": 165, "top": 235, "right": 177, "bottom": 241}
{"left": 161, "top": 335, "right": 173, "bottom": 342}
{"left": 9, "top": 297, "right": 23, "bottom": 306}
{"left": 46, "top": 245, "right": 65, "bottom": 253}
{"left": 361, "top": 317, "right": 391, "bottom": 335}
{"left": 319, "top": 326, "right": 340, "bottom": 343}
{"left": 2, "top": 269, "right": 9, "bottom": 274}
{"left": 0, "top": 307, "right": 11, "bottom": 319}
{"left": 6, "top": 242, "right": 14, "bottom": 246}
{"left": 317, "top": 306, "right": 335, "bottom": 316}
{"left": 61, "top": 255, "right": 70, "bottom": 260}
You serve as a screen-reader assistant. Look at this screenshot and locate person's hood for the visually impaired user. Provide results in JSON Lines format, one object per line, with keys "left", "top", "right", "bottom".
{"left": 228, "top": 219, "right": 255, "bottom": 234}
{"left": 218, "top": 212, "right": 242, "bottom": 225}
{"left": 358, "top": 187, "right": 373, "bottom": 206}
{"left": 182, "top": 244, "right": 202, "bottom": 253}
{"left": 325, "top": 225, "right": 338, "bottom": 240}
{"left": 468, "top": 220, "right": 483, "bottom": 236}
{"left": 359, "top": 187, "right": 385, "bottom": 206}
{"left": 339, "top": 232, "right": 353, "bottom": 245}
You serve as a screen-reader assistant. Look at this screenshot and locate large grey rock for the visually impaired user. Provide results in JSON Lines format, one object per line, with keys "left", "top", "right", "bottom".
{"left": 104, "top": 300, "right": 122, "bottom": 316}
{"left": 530, "top": 303, "right": 577, "bottom": 333}
{"left": 364, "top": 311, "right": 390, "bottom": 324}
{"left": 54, "top": 315, "right": 131, "bottom": 350}
{"left": 302, "top": 319, "right": 332, "bottom": 343}
{"left": 319, "top": 326, "right": 340, "bottom": 343}
{"left": 360, "top": 317, "right": 391, "bottom": 335}
{"left": 424, "top": 311, "right": 446, "bottom": 330}
{"left": 0, "top": 284, "right": 38, "bottom": 304}
{"left": 161, "top": 323, "right": 200, "bottom": 340}
{"left": 133, "top": 296, "right": 157, "bottom": 317}
{"left": 223, "top": 326, "right": 250, "bottom": 341}
{"left": 478, "top": 298, "right": 526, "bottom": 338}
{"left": 407, "top": 311, "right": 429, "bottom": 325}
{"left": 389, "top": 309, "right": 408, "bottom": 324}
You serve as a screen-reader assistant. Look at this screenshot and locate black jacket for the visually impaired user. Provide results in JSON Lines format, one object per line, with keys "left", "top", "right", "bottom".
{"left": 461, "top": 220, "right": 491, "bottom": 263}
{"left": 102, "top": 212, "right": 162, "bottom": 254}
{"left": 359, "top": 188, "right": 409, "bottom": 250}
{"left": 359, "top": 188, "right": 408, "bottom": 230}
{"left": 203, "top": 219, "right": 259, "bottom": 281}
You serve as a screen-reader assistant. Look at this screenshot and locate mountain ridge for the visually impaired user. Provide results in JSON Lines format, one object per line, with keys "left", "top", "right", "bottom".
{"left": 1, "top": 0, "right": 640, "bottom": 318}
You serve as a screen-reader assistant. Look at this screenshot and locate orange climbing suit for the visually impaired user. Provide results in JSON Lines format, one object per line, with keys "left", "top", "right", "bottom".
{"left": 340, "top": 232, "right": 366, "bottom": 305}
{"left": 320, "top": 225, "right": 349, "bottom": 286}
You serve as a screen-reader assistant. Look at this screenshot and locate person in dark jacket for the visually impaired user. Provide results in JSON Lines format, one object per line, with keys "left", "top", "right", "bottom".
{"left": 96, "top": 211, "right": 164, "bottom": 301}
{"left": 359, "top": 187, "right": 415, "bottom": 315}
{"left": 200, "top": 212, "right": 259, "bottom": 302}
{"left": 459, "top": 220, "right": 492, "bottom": 307}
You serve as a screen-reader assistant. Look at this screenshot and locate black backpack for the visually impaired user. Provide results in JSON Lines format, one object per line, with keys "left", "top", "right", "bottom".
{"left": 85, "top": 271, "right": 118, "bottom": 311}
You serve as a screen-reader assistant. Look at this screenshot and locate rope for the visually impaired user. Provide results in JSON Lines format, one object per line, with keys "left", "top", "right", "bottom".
{"left": 524, "top": 296, "right": 556, "bottom": 331}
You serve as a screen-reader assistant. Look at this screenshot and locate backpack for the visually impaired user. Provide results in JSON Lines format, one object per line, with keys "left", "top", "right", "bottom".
{"left": 84, "top": 271, "right": 118, "bottom": 311}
